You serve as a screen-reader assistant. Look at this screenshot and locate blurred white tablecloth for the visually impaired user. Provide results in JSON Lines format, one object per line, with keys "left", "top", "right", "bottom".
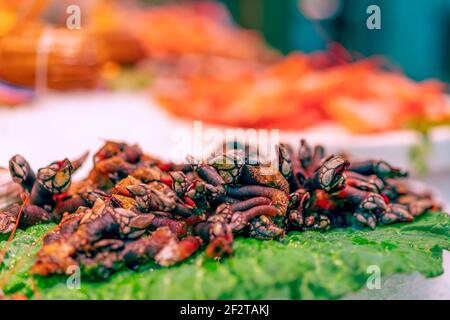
{"left": 1, "top": 91, "right": 449, "bottom": 173}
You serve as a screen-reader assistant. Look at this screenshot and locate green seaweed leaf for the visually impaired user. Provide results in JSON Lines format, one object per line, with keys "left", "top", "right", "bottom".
{"left": 0, "top": 212, "right": 449, "bottom": 300}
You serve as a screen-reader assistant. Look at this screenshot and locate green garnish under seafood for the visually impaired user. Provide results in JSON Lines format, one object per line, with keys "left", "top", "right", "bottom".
{"left": 1, "top": 211, "right": 448, "bottom": 299}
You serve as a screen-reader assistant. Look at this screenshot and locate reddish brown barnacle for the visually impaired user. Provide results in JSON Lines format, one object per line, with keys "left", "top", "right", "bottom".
{"left": 167, "top": 171, "right": 186, "bottom": 196}
{"left": 226, "top": 185, "right": 288, "bottom": 215}
{"left": 121, "top": 144, "right": 143, "bottom": 164}
{"left": 76, "top": 205, "right": 121, "bottom": 243}
{"left": 32, "top": 202, "right": 121, "bottom": 275}
{"left": 241, "top": 165, "right": 290, "bottom": 194}
{"left": 126, "top": 182, "right": 195, "bottom": 217}
{"left": 288, "top": 190, "right": 311, "bottom": 228}
{"left": 231, "top": 197, "right": 273, "bottom": 211}
{"left": 199, "top": 167, "right": 227, "bottom": 197}
{"left": 126, "top": 183, "right": 177, "bottom": 212}
{"left": 288, "top": 188, "right": 310, "bottom": 209}
{"left": 296, "top": 140, "right": 327, "bottom": 179}
{"left": 187, "top": 156, "right": 227, "bottom": 200}
{"left": 173, "top": 201, "right": 197, "bottom": 218}
{"left": 332, "top": 186, "right": 374, "bottom": 205}
{"left": 105, "top": 194, "right": 132, "bottom": 210}
{"left": 54, "top": 186, "right": 119, "bottom": 216}
{"left": 379, "top": 204, "right": 414, "bottom": 225}
{"left": 94, "top": 141, "right": 121, "bottom": 162}
{"left": 404, "top": 198, "right": 437, "bottom": 217}
{"left": 215, "top": 197, "right": 279, "bottom": 233}
{"left": 217, "top": 197, "right": 272, "bottom": 215}
{"left": 348, "top": 160, "right": 408, "bottom": 180}
{"left": 75, "top": 227, "right": 177, "bottom": 279}
{"left": 0, "top": 203, "right": 55, "bottom": 234}
{"left": 28, "top": 183, "right": 55, "bottom": 209}
{"left": 298, "top": 139, "right": 313, "bottom": 169}
{"left": 312, "top": 190, "right": 337, "bottom": 211}
{"left": 40, "top": 159, "right": 73, "bottom": 193}
{"left": 31, "top": 239, "right": 79, "bottom": 276}
{"left": 229, "top": 205, "right": 279, "bottom": 232}
{"left": 9, "top": 154, "right": 36, "bottom": 193}
{"left": 205, "top": 235, "right": 234, "bottom": 258}
{"left": 169, "top": 171, "right": 208, "bottom": 206}
{"left": 42, "top": 210, "right": 84, "bottom": 245}
{"left": 353, "top": 193, "right": 390, "bottom": 229}
{"left": 111, "top": 208, "right": 155, "bottom": 238}
{"left": 248, "top": 215, "right": 285, "bottom": 240}
{"left": 151, "top": 215, "right": 188, "bottom": 237}
{"left": 346, "top": 177, "right": 380, "bottom": 194}
{"left": 132, "top": 166, "right": 166, "bottom": 184}
{"left": 304, "top": 155, "right": 349, "bottom": 193}
{"left": 280, "top": 143, "right": 303, "bottom": 190}
{"left": 220, "top": 196, "right": 240, "bottom": 204}
{"left": 52, "top": 195, "right": 89, "bottom": 216}
{"left": 155, "top": 236, "right": 202, "bottom": 266}
{"left": 94, "top": 141, "right": 143, "bottom": 164}
{"left": 91, "top": 157, "right": 136, "bottom": 185}
{"left": 385, "top": 178, "right": 410, "bottom": 196}
{"left": 194, "top": 219, "right": 234, "bottom": 258}
{"left": 207, "top": 150, "right": 244, "bottom": 184}
{"left": 346, "top": 171, "right": 385, "bottom": 193}
{"left": 184, "top": 213, "right": 206, "bottom": 226}
{"left": 111, "top": 176, "right": 141, "bottom": 197}
{"left": 330, "top": 185, "right": 391, "bottom": 230}
{"left": 117, "top": 227, "right": 176, "bottom": 267}
{"left": 302, "top": 212, "right": 331, "bottom": 232}
{"left": 29, "top": 158, "right": 74, "bottom": 208}
{"left": 276, "top": 143, "right": 292, "bottom": 179}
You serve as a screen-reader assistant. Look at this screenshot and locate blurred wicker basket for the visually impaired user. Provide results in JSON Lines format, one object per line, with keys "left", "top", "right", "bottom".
{"left": 0, "top": 23, "right": 102, "bottom": 90}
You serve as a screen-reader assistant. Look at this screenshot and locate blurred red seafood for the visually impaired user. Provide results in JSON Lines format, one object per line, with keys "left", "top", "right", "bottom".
{"left": 151, "top": 50, "right": 450, "bottom": 134}
{"left": 130, "top": 1, "right": 278, "bottom": 62}
{"left": 89, "top": 1, "right": 146, "bottom": 65}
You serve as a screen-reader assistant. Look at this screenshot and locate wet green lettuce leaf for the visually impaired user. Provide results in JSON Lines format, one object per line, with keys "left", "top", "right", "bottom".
{"left": 0, "top": 212, "right": 449, "bottom": 299}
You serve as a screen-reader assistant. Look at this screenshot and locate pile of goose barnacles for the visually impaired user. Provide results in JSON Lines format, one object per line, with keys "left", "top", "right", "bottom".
{"left": 0, "top": 140, "right": 438, "bottom": 279}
